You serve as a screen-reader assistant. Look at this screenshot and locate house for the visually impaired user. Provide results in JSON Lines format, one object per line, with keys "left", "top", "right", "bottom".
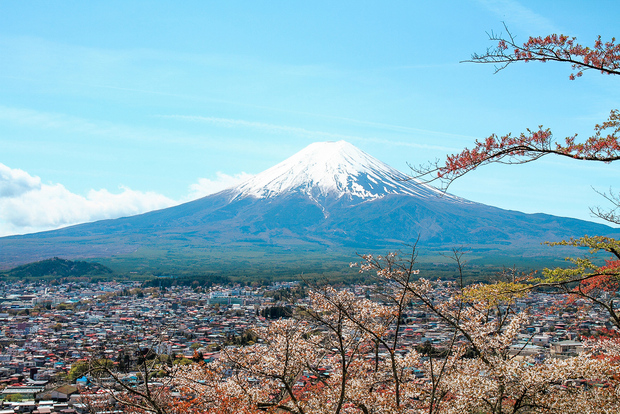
{"left": 550, "top": 340, "right": 584, "bottom": 358}
{"left": 1, "top": 385, "right": 44, "bottom": 400}
{"left": 50, "top": 385, "right": 79, "bottom": 401}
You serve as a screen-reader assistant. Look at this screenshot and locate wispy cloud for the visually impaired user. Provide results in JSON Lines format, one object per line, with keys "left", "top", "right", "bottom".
{"left": 0, "top": 105, "right": 176, "bottom": 145}
{"left": 0, "top": 34, "right": 345, "bottom": 113}
{"left": 476, "top": 0, "right": 560, "bottom": 35}
{"left": 0, "top": 105, "right": 245, "bottom": 156}
{"left": 162, "top": 115, "right": 467, "bottom": 152}
{"left": 0, "top": 103, "right": 476, "bottom": 160}
{"left": 164, "top": 114, "right": 356, "bottom": 140}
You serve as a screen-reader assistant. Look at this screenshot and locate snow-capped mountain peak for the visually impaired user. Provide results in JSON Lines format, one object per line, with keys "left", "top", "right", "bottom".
{"left": 231, "top": 141, "right": 454, "bottom": 202}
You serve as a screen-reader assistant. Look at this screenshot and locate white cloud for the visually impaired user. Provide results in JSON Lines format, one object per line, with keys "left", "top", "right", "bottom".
{"left": 0, "top": 163, "right": 41, "bottom": 197}
{"left": 187, "top": 172, "right": 253, "bottom": 200}
{"left": 0, "top": 163, "right": 177, "bottom": 237}
{"left": 0, "top": 163, "right": 253, "bottom": 237}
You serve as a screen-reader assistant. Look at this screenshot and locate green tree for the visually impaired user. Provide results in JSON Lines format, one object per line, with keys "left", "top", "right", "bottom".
{"left": 261, "top": 306, "right": 293, "bottom": 319}
{"left": 68, "top": 358, "right": 114, "bottom": 382}
{"left": 68, "top": 361, "right": 90, "bottom": 382}
{"left": 3, "top": 393, "right": 25, "bottom": 402}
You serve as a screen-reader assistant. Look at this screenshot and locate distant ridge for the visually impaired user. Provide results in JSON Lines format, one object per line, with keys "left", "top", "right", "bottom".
{"left": 1, "top": 141, "right": 618, "bottom": 271}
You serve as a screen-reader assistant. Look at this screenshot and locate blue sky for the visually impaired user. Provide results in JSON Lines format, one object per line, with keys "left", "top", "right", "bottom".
{"left": 1, "top": 0, "right": 619, "bottom": 236}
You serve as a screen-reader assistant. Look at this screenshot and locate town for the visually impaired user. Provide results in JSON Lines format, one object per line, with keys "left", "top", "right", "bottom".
{"left": 0, "top": 277, "right": 610, "bottom": 413}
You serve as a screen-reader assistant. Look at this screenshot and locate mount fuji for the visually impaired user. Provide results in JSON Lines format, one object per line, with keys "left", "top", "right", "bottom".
{"left": 1, "top": 141, "right": 618, "bottom": 271}
{"left": 231, "top": 141, "right": 452, "bottom": 202}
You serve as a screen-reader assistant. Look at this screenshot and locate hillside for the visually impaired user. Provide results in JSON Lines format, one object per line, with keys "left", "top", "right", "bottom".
{"left": 1, "top": 257, "right": 113, "bottom": 279}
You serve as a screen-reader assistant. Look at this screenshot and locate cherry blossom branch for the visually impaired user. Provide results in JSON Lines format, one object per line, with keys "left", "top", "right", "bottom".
{"left": 464, "top": 22, "right": 620, "bottom": 78}
{"left": 413, "top": 109, "right": 620, "bottom": 191}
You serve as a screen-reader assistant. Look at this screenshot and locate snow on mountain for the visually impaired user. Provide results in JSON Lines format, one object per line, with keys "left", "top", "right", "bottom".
{"left": 231, "top": 141, "right": 461, "bottom": 204}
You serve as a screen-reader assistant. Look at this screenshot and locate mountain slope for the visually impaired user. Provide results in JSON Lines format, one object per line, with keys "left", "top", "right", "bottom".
{"left": 1, "top": 141, "right": 618, "bottom": 270}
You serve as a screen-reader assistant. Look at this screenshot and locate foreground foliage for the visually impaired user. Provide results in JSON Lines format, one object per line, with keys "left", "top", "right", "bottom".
{"left": 79, "top": 251, "right": 620, "bottom": 414}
